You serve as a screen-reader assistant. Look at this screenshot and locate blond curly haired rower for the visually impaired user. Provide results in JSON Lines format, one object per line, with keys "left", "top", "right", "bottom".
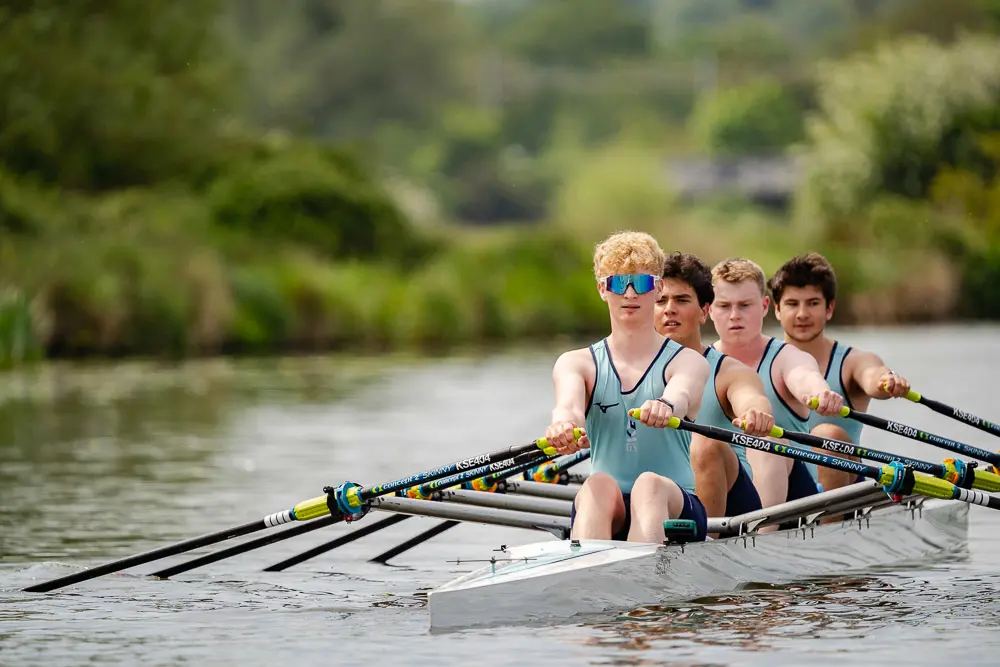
{"left": 544, "top": 231, "right": 712, "bottom": 543}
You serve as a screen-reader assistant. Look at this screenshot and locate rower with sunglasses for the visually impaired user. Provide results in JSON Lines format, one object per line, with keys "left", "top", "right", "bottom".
{"left": 544, "top": 231, "right": 712, "bottom": 543}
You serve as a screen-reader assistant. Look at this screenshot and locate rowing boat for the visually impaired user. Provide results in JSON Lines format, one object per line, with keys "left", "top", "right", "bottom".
{"left": 427, "top": 482, "right": 970, "bottom": 631}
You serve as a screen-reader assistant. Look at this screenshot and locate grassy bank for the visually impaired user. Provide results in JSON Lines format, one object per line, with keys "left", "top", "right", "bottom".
{"left": 2, "top": 189, "right": 989, "bottom": 369}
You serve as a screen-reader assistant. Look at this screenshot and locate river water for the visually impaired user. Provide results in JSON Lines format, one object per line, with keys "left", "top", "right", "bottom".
{"left": 2, "top": 325, "right": 1000, "bottom": 666}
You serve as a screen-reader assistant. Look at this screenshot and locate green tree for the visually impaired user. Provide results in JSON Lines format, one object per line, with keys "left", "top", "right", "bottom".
{"left": 689, "top": 77, "right": 804, "bottom": 156}
{"left": 497, "top": 0, "right": 652, "bottom": 67}
{"left": 0, "top": 0, "right": 233, "bottom": 190}
{"left": 226, "top": 0, "right": 476, "bottom": 144}
{"left": 795, "top": 33, "right": 1000, "bottom": 221}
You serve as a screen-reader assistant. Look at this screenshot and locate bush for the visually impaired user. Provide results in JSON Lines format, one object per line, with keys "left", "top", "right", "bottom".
{"left": 795, "top": 33, "right": 1000, "bottom": 222}
{"left": 689, "top": 77, "right": 804, "bottom": 157}
{"left": 551, "top": 143, "right": 676, "bottom": 232}
{"left": 207, "top": 144, "right": 421, "bottom": 263}
{"left": 0, "top": 289, "right": 43, "bottom": 368}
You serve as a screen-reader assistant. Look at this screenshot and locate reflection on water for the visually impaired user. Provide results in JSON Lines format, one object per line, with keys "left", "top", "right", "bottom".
{"left": 601, "top": 577, "right": 915, "bottom": 651}
{"left": 3, "top": 327, "right": 1000, "bottom": 666}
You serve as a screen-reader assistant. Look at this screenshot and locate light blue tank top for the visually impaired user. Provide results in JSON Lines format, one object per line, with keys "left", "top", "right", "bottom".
{"left": 585, "top": 337, "right": 696, "bottom": 495}
{"left": 756, "top": 338, "right": 812, "bottom": 432}
{"left": 804, "top": 341, "right": 864, "bottom": 483}
{"left": 754, "top": 338, "right": 818, "bottom": 487}
{"left": 698, "top": 348, "right": 753, "bottom": 479}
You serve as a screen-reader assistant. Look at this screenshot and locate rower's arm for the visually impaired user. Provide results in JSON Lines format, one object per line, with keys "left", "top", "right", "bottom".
{"left": 849, "top": 349, "right": 904, "bottom": 399}
{"left": 550, "top": 349, "right": 592, "bottom": 427}
{"left": 721, "top": 359, "right": 772, "bottom": 421}
{"left": 776, "top": 344, "right": 831, "bottom": 400}
{"left": 662, "top": 347, "right": 710, "bottom": 419}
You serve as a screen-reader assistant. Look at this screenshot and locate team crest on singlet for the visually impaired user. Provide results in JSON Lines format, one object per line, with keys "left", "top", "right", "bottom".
{"left": 625, "top": 416, "right": 637, "bottom": 452}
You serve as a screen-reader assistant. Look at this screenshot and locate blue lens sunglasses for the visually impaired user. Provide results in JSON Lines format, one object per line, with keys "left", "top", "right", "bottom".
{"left": 602, "top": 273, "right": 659, "bottom": 295}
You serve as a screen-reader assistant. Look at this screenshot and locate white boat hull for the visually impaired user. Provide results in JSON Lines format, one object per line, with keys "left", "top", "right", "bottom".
{"left": 428, "top": 497, "right": 969, "bottom": 631}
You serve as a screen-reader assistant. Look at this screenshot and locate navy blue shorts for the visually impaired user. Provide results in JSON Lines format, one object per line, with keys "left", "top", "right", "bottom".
{"left": 786, "top": 459, "right": 821, "bottom": 502}
{"left": 570, "top": 485, "right": 708, "bottom": 542}
{"left": 726, "top": 462, "right": 763, "bottom": 516}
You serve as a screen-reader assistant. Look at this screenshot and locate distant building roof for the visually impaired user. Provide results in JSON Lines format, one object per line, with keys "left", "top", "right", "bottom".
{"left": 663, "top": 156, "right": 800, "bottom": 201}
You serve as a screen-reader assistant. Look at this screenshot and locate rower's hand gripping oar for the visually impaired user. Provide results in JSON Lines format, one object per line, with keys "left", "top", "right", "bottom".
{"left": 627, "top": 409, "right": 1000, "bottom": 510}
{"left": 806, "top": 397, "right": 1000, "bottom": 477}
{"left": 901, "top": 389, "right": 1000, "bottom": 441}
{"left": 22, "top": 432, "right": 574, "bottom": 593}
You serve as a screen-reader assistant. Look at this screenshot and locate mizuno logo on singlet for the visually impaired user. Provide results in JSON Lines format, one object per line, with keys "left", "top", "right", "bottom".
{"left": 596, "top": 402, "right": 619, "bottom": 413}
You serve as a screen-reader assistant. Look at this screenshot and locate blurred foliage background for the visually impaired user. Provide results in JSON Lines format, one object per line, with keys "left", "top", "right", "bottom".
{"left": 2, "top": 0, "right": 1000, "bottom": 366}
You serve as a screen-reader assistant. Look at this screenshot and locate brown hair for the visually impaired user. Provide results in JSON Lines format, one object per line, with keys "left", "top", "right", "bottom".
{"left": 662, "top": 252, "right": 713, "bottom": 306}
{"left": 710, "top": 257, "right": 767, "bottom": 296}
{"left": 769, "top": 253, "right": 837, "bottom": 304}
{"left": 593, "top": 231, "right": 666, "bottom": 280}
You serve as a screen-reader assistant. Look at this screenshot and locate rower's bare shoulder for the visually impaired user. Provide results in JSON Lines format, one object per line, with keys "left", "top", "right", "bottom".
{"left": 776, "top": 341, "right": 820, "bottom": 371}
{"left": 552, "top": 347, "right": 595, "bottom": 379}
{"left": 670, "top": 346, "right": 710, "bottom": 381}
{"left": 843, "top": 346, "right": 884, "bottom": 373}
{"left": 718, "top": 355, "right": 763, "bottom": 389}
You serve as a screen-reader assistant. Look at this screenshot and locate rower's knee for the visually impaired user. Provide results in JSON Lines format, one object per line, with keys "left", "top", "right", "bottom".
{"left": 630, "top": 472, "right": 684, "bottom": 515}
{"left": 575, "top": 472, "right": 620, "bottom": 513}
{"left": 691, "top": 438, "right": 739, "bottom": 486}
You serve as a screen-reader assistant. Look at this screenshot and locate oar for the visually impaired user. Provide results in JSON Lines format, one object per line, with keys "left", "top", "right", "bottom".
{"left": 152, "top": 445, "right": 565, "bottom": 578}
{"left": 23, "top": 433, "right": 569, "bottom": 593}
{"left": 521, "top": 451, "right": 589, "bottom": 485}
{"left": 766, "top": 414, "right": 1000, "bottom": 493}
{"left": 267, "top": 449, "right": 590, "bottom": 571}
{"left": 152, "top": 514, "right": 410, "bottom": 579}
{"left": 806, "top": 398, "right": 1000, "bottom": 469}
{"left": 627, "top": 409, "right": 1000, "bottom": 510}
{"left": 903, "top": 390, "right": 1000, "bottom": 440}
{"left": 364, "top": 450, "right": 590, "bottom": 566}
{"left": 369, "top": 520, "right": 459, "bottom": 565}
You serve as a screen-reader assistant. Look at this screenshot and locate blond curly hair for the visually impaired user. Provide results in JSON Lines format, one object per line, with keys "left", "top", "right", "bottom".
{"left": 711, "top": 257, "right": 767, "bottom": 296}
{"left": 593, "top": 231, "right": 666, "bottom": 280}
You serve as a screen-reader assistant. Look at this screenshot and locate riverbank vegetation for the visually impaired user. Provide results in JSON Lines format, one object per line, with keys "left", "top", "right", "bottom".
{"left": 2, "top": 1, "right": 999, "bottom": 366}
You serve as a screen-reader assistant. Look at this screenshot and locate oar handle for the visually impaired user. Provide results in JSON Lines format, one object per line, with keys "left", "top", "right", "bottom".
{"left": 536, "top": 428, "right": 585, "bottom": 448}
{"left": 806, "top": 396, "right": 850, "bottom": 417}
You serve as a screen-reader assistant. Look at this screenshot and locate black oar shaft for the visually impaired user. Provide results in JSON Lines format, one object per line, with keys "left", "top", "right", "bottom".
{"left": 151, "top": 515, "right": 342, "bottom": 579}
{"left": 23, "top": 519, "right": 266, "bottom": 593}
{"left": 774, "top": 426, "right": 945, "bottom": 476}
{"left": 910, "top": 393, "right": 1000, "bottom": 440}
{"left": 369, "top": 520, "right": 459, "bottom": 564}
{"left": 262, "top": 514, "right": 410, "bottom": 572}
{"left": 845, "top": 407, "right": 1000, "bottom": 466}
{"left": 678, "top": 419, "right": 883, "bottom": 479}
{"left": 358, "top": 440, "right": 555, "bottom": 501}
{"left": 24, "top": 435, "right": 559, "bottom": 593}
{"left": 267, "top": 450, "right": 561, "bottom": 572}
